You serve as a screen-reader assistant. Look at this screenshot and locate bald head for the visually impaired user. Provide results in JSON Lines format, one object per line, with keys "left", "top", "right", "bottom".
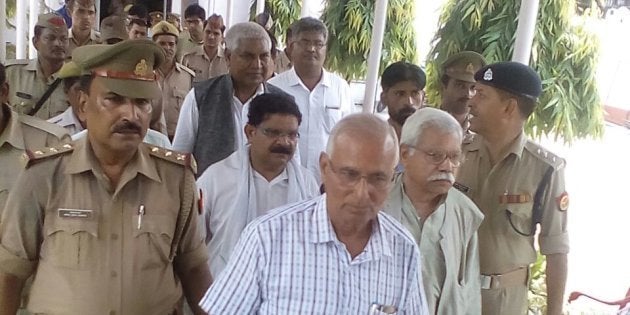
{"left": 326, "top": 113, "right": 399, "bottom": 166}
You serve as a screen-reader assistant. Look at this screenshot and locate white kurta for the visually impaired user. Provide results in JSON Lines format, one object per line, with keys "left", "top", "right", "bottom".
{"left": 384, "top": 173, "right": 484, "bottom": 315}
{"left": 268, "top": 68, "right": 353, "bottom": 182}
{"left": 196, "top": 147, "right": 320, "bottom": 277}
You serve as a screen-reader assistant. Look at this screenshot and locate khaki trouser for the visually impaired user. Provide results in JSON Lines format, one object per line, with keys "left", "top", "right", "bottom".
{"left": 481, "top": 267, "right": 529, "bottom": 315}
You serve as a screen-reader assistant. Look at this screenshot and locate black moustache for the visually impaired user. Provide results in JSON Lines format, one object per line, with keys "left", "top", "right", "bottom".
{"left": 112, "top": 122, "right": 142, "bottom": 133}
{"left": 270, "top": 146, "right": 292, "bottom": 155}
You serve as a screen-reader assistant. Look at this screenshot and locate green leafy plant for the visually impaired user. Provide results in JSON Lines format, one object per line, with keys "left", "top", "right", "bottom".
{"left": 249, "top": 0, "right": 301, "bottom": 45}
{"left": 426, "top": 0, "right": 604, "bottom": 142}
{"left": 321, "top": 0, "right": 418, "bottom": 81}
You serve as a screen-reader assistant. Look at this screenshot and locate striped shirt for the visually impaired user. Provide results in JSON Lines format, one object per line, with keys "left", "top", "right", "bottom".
{"left": 199, "top": 195, "right": 429, "bottom": 314}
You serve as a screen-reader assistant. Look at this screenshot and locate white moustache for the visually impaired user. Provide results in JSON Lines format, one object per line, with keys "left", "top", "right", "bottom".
{"left": 427, "top": 172, "right": 455, "bottom": 184}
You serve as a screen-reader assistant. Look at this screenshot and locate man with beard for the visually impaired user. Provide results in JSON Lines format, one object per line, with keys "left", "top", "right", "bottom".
{"left": 172, "top": 22, "right": 289, "bottom": 176}
{"left": 439, "top": 51, "right": 486, "bottom": 132}
{"left": 0, "top": 39, "right": 211, "bottom": 315}
{"left": 197, "top": 93, "right": 319, "bottom": 277}
{"left": 380, "top": 61, "right": 426, "bottom": 140}
{"left": 457, "top": 62, "right": 568, "bottom": 315}
{"left": 5, "top": 13, "right": 70, "bottom": 120}
{"left": 269, "top": 17, "right": 353, "bottom": 182}
{"left": 383, "top": 107, "right": 483, "bottom": 314}
{"left": 182, "top": 14, "right": 229, "bottom": 83}
{"left": 67, "top": 0, "right": 100, "bottom": 55}
{"left": 152, "top": 21, "right": 195, "bottom": 139}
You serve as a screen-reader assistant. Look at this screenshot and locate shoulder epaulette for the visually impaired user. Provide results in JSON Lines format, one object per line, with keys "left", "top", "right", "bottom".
{"left": 4, "top": 59, "right": 29, "bottom": 67}
{"left": 19, "top": 114, "right": 69, "bottom": 140}
{"left": 22, "top": 143, "right": 74, "bottom": 168}
{"left": 178, "top": 63, "right": 196, "bottom": 77}
{"left": 147, "top": 145, "right": 197, "bottom": 174}
{"left": 524, "top": 141, "right": 565, "bottom": 170}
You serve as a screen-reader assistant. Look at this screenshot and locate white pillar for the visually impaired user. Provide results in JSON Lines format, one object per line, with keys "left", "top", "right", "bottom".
{"left": 95, "top": 0, "right": 101, "bottom": 30}
{"left": 512, "top": 0, "right": 540, "bottom": 65}
{"left": 226, "top": 0, "right": 232, "bottom": 27}
{"left": 28, "top": 0, "right": 39, "bottom": 58}
{"left": 300, "top": 0, "right": 308, "bottom": 17}
{"left": 362, "top": 0, "right": 388, "bottom": 113}
{"left": 0, "top": 0, "right": 6, "bottom": 62}
{"left": 256, "top": 0, "right": 264, "bottom": 14}
{"left": 16, "top": 0, "right": 28, "bottom": 59}
{"left": 172, "top": 0, "right": 182, "bottom": 18}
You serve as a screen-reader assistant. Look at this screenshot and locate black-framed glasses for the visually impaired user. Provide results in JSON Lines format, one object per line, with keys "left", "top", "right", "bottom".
{"left": 328, "top": 160, "right": 393, "bottom": 190}
{"left": 259, "top": 128, "right": 300, "bottom": 141}
{"left": 407, "top": 145, "right": 463, "bottom": 167}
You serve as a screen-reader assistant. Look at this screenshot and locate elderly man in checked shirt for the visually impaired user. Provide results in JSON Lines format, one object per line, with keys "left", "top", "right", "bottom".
{"left": 199, "top": 113, "right": 429, "bottom": 314}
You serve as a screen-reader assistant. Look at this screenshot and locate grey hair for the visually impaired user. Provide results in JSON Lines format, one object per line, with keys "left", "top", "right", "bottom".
{"left": 290, "top": 17, "right": 328, "bottom": 41}
{"left": 224, "top": 22, "right": 271, "bottom": 52}
{"left": 326, "top": 113, "right": 399, "bottom": 164}
{"left": 400, "top": 107, "right": 463, "bottom": 147}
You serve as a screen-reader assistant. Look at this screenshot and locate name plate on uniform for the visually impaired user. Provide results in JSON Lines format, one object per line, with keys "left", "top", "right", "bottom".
{"left": 58, "top": 209, "right": 93, "bottom": 219}
{"left": 499, "top": 194, "right": 532, "bottom": 204}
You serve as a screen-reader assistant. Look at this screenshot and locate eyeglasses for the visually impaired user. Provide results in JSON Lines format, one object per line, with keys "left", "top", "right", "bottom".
{"left": 259, "top": 128, "right": 300, "bottom": 141}
{"left": 295, "top": 39, "right": 326, "bottom": 49}
{"left": 407, "top": 145, "right": 463, "bottom": 167}
{"left": 327, "top": 160, "right": 393, "bottom": 190}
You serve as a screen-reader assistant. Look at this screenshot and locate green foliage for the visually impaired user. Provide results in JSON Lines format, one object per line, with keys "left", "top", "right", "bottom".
{"left": 528, "top": 253, "right": 548, "bottom": 314}
{"left": 249, "top": 0, "right": 301, "bottom": 45}
{"left": 426, "top": 0, "right": 604, "bottom": 142}
{"left": 321, "top": 0, "right": 418, "bottom": 81}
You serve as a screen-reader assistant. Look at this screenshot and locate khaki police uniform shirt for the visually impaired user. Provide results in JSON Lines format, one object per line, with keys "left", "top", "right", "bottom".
{"left": 0, "top": 103, "right": 69, "bottom": 211}
{"left": 68, "top": 28, "right": 101, "bottom": 56}
{"left": 5, "top": 59, "right": 69, "bottom": 120}
{"left": 0, "top": 137, "right": 208, "bottom": 314}
{"left": 154, "top": 63, "right": 194, "bottom": 137}
{"left": 176, "top": 32, "right": 203, "bottom": 62}
{"left": 384, "top": 173, "right": 483, "bottom": 315}
{"left": 456, "top": 132, "right": 569, "bottom": 275}
{"left": 182, "top": 45, "right": 228, "bottom": 83}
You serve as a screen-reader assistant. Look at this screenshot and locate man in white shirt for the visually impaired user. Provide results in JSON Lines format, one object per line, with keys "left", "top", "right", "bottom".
{"left": 268, "top": 17, "right": 353, "bottom": 182}
{"left": 199, "top": 113, "right": 429, "bottom": 315}
{"left": 172, "top": 22, "right": 290, "bottom": 176}
{"left": 47, "top": 72, "right": 84, "bottom": 135}
{"left": 197, "top": 93, "right": 319, "bottom": 277}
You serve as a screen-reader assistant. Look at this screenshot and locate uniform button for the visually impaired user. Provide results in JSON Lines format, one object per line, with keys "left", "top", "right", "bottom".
{"left": 111, "top": 233, "right": 118, "bottom": 240}
{"left": 111, "top": 271, "right": 117, "bottom": 277}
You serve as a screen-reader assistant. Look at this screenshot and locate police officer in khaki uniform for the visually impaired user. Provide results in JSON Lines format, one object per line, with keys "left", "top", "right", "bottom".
{"left": 152, "top": 21, "right": 195, "bottom": 139}
{"left": 5, "top": 13, "right": 69, "bottom": 120}
{"left": 439, "top": 51, "right": 487, "bottom": 131}
{"left": 100, "top": 14, "right": 128, "bottom": 44}
{"left": 0, "top": 39, "right": 211, "bottom": 315}
{"left": 67, "top": 0, "right": 101, "bottom": 55}
{"left": 456, "top": 62, "right": 569, "bottom": 315}
{"left": 177, "top": 4, "right": 206, "bottom": 61}
{"left": 182, "top": 14, "right": 229, "bottom": 83}
{"left": 0, "top": 63, "right": 69, "bottom": 212}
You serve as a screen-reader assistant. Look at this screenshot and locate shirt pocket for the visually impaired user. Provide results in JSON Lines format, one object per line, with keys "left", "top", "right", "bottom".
{"left": 42, "top": 219, "right": 99, "bottom": 270}
{"left": 503, "top": 202, "right": 534, "bottom": 236}
{"left": 172, "top": 89, "right": 188, "bottom": 112}
{"left": 322, "top": 105, "right": 342, "bottom": 133}
{"left": 132, "top": 214, "right": 174, "bottom": 270}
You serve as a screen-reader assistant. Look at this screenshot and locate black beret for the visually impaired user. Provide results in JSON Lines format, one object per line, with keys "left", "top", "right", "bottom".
{"left": 474, "top": 61, "right": 542, "bottom": 100}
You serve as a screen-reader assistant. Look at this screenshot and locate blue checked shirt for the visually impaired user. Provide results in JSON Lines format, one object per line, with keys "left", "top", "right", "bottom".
{"left": 199, "top": 195, "right": 429, "bottom": 314}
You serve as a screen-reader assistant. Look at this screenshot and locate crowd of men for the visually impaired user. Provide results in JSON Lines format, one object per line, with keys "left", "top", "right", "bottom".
{"left": 0, "top": 2, "right": 569, "bottom": 315}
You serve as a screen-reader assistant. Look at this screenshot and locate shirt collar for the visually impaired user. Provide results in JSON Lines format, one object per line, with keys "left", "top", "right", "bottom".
{"left": 507, "top": 131, "right": 528, "bottom": 158}
{"left": 65, "top": 136, "right": 161, "bottom": 183}
{"left": 201, "top": 45, "right": 224, "bottom": 59}
{"left": 308, "top": 194, "right": 393, "bottom": 259}
{"left": 286, "top": 67, "right": 331, "bottom": 88}
{"left": 0, "top": 104, "right": 26, "bottom": 150}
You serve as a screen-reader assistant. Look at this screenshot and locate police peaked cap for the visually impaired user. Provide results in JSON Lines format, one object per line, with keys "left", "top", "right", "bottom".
{"left": 474, "top": 61, "right": 542, "bottom": 100}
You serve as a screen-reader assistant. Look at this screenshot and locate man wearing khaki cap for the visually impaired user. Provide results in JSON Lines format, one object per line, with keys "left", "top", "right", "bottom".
{"left": 100, "top": 15, "right": 128, "bottom": 44}
{"left": 0, "top": 39, "right": 211, "bottom": 315}
{"left": 5, "top": 13, "right": 69, "bottom": 120}
{"left": 152, "top": 21, "right": 195, "bottom": 139}
{"left": 439, "top": 51, "right": 487, "bottom": 130}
